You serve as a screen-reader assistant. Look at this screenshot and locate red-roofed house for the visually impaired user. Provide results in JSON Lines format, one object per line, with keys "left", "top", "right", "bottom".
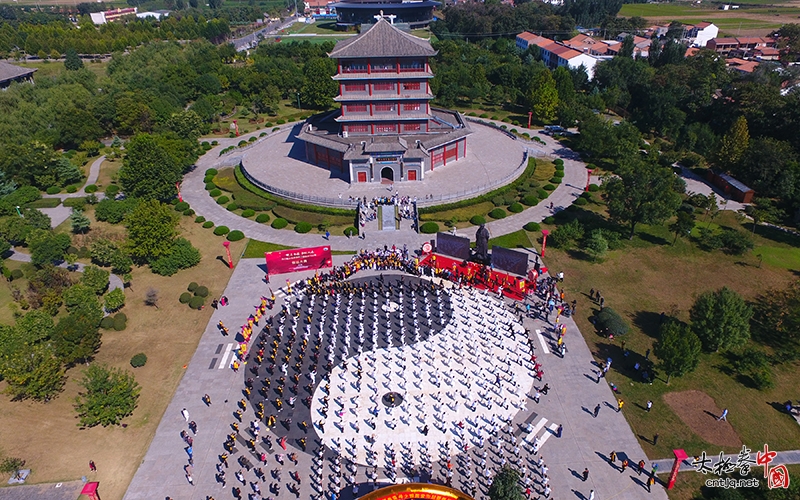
{"left": 516, "top": 32, "right": 602, "bottom": 78}
{"left": 725, "top": 57, "right": 759, "bottom": 74}
{"left": 564, "top": 34, "right": 614, "bottom": 56}
{"left": 686, "top": 22, "right": 718, "bottom": 47}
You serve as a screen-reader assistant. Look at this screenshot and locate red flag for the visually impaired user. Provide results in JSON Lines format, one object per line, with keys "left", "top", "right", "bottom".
{"left": 279, "top": 436, "right": 287, "bottom": 450}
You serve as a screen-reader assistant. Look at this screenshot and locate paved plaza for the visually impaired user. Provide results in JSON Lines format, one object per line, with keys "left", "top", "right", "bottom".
{"left": 239, "top": 120, "right": 525, "bottom": 206}
{"left": 124, "top": 252, "right": 668, "bottom": 500}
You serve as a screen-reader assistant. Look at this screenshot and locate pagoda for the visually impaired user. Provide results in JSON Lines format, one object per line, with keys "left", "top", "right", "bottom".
{"left": 298, "top": 18, "right": 470, "bottom": 184}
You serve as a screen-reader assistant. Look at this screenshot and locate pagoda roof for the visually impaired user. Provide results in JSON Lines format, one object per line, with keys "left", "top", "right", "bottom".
{"left": 328, "top": 18, "right": 437, "bottom": 59}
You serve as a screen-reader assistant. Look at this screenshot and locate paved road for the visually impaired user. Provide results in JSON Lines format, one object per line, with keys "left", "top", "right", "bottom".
{"left": 231, "top": 16, "right": 298, "bottom": 51}
{"left": 42, "top": 155, "right": 105, "bottom": 200}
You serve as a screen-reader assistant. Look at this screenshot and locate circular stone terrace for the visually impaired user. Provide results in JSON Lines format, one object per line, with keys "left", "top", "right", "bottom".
{"left": 239, "top": 121, "right": 526, "bottom": 205}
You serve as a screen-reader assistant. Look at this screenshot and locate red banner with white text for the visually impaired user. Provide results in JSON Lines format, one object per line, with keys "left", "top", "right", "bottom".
{"left": 265, "top": 246, "right": 333, "bottom": 275}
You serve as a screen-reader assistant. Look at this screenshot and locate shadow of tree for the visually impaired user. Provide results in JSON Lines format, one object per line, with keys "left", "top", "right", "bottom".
{"left": 631, "top": 310, "right": 664, "bottom": 340}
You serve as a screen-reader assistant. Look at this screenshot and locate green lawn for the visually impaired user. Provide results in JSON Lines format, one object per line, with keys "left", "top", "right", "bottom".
{"left": 282, "top": 20, "right": 342, "bottom": 35}
{"left": 487, "top": 229, "right": 532, "bottom": 249}
{"left": 17, "top": 60, "right": 108, "bottom": 80}
{"left": 242, "top": 239, "right": 295, "bottom": 258}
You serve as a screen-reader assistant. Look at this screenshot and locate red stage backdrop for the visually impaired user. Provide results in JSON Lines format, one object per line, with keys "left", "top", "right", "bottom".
{"left": 265, "top": 246, "right": 333, "bottom": 275}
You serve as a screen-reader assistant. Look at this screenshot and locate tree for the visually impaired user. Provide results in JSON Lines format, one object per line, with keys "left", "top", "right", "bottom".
{"left": 70, "top": 209, "right": 91, "bottom": 234}
{"left": 529, "top": 70, "right": 559, "bottom": 123}
{"left": 145, "top": 287, "right": 159, "bottom": 308}
{"left": 603, "top": 159, "right": 683, "bottom": 239}
{"left": 53, "top": 309, "right": 102, "bottom": 365}
{"left": 584, "top": 230, "right": 608, "bottom": 260}
{"left": 653, "top": 320, "right": 702, "bottom": 384}
{"left": 669, "top": 210, "right": 695, "bottom": 244}
{"left": 118, "top": 134, "right": 182, "bottom": 201}
{"left": 64, "top": 48, "right": 84, "bottom": 70}
{"left": 81, "top": 265, "right": 110, "bottom": 295}
{"left": 690, "top": 287, "right": 753, "bottom": 352}
{"left": 488, "top": 467, "right": 524, "bottom": 500}
{"left": 0, "top": 343, "right": 65, "bottom": 401}
{"left": 63, "top": 283, "right": 99, "bottom": 313}
{"left": 165, "top": 110, "right": 206, "bottom": 142}
{"left": 73, "top": 364, "right": 140, "bottom": 427}
{"left": 29, "top": 232, "right": 71, "bottom": 268}
{"left": 715, "top": 116, "right": 749, "bottom": 171}
{"left": 300, "top": 58, "right": 338, "bottom": 109}
{"left": 209, "top": 0, "right": 223, "bottom": 8}
{"left": 104, "top": 288, "right": 125, "bottom": 313}
{"left": 124, "top": 199, "right": 179, "bottom": 263}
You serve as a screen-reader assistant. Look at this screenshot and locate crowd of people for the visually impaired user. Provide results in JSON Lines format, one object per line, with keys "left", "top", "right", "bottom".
{"left": 357, "top": 193, "right": 418, "bottom": 231}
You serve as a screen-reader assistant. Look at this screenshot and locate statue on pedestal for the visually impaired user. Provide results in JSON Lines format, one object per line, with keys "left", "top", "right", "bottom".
{"left": 475, "top": 224, "right": 490, "bottom": 263}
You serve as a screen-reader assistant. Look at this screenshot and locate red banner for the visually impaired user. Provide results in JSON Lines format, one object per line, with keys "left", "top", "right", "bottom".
{"left": 265, "top": 246, "right": 332, "bottom": 275}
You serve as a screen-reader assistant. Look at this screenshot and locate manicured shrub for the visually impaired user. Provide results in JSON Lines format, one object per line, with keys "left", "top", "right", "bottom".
{"left": 187, "top": 282, "right": 198, "bottom": 292}
{"left": 491, "top": 116, "right": 498, "bottom": 120}
{"left": 543, "top": 184, "right": 556, "bottom": 191}
{"left": 202, "top": 221, "right": 214, "bottom": 228}
{"left": 183, "top": 209, "right": 194, "bottom": 216}
{"left": 544, "top": 216, "right": 556, "bottom": 224}
{"left": 271, "top": 218, "right": 288, "bottom": 229}
{"left": 489, "top": 208, "right": 506, "bottom": 219}
{"left": 238, "top": 140, "right": 247, "bottom": 147}
{"left": 420, "top": 222, "right": 439, "bottom": 234}
{"left": 189, "top": 296, "right": 205, "bottom": 310}
{"left": 259, "top": 132, "right": 267, "bottom": 137}
{"left": 174, "top": 201, "right": 189, "bottom": 212}
{"left": 524, "top": 222, "right": 541, "bottom": 232}
{"left": 508, "top": 202, "right": 524, "bottom": 213}
{"left": 217, "top": 195, "right": 229, "bottom": 204}
{"left": 248, "top": 136, "right": 257, "bottom": 142}
{"left": 588, "top": 183, "right": 600, "bottom": 192}
{"left": 85, "top": 184, "right": 98, "bottom": 193}
{"left": 581, "top": 191, "right": 592, "bottom": 199}
{"left": 479, "top": 113, "right": 488, "bottom": 118}
{"left": 491, "top": 196, "right": 505, "bottom": 207}
{"left": 180, "top": 292, "right": 192, "bottom": 303}
{"left": 205, "top": 182, "right": 216, "bottom": 190}
{"left": 46, "top": 186, "right": 61, "bottom": 194}
{"left": 113, "top": 314, "right": 127, "bottom": 331}
{"left": 10, "top": 269, "right": 23, "bottom": 281}
{"left": 241, "top": 209, "right": 255, "bottom": 218}
{"left": 226, "top": 203, "right": 238, "bottom": 211}
{"left": 201, "top": 141, "right": 211, "bottom": 150}
{"left": 594, "top": 307, "right": 629, "bottom": 337}
{"left": 522, "top": 194, "right": 539, "bottom": 206}
{"left": 255, "top": 213, "right": 270, "bottom": 223}
{"left": 554, "top": 159, "right": 564, "bottom": 167}
{"left": 100, "top": 316, "right": 115, "bottom": 329}
{"left": 277, "top": 119, "right": 286, "bottom": 124}
{"left": 130, "top": 353, "right": 147, "bottom": 368}
{"left": 227, "top": 230, "right": 245, "bottom": 241}
{"left": 470, "top": 215, "right": 486, "bottom": 225}
{"left": 206, "top": 168, "right": 218, "bottom": 176}
{"left": 194, "top": 216, "right": 206, "bottom": 223}
{"left": 194, "top": 286, "right": 209, "bottom": 297}
{"left": 105, "top": 185, "right": 120, "bottom": 197}
{"left": 214, "top": 226, "right": 230, "bottom": 235}
{"left": 272, "top": 127, "right": 280, "bottom": 132}
{"left": 66, "top": 185, "right": 79, "bottom": 193}
{"left": 574, "top": 197, "right": 588, "bottom": 206}
{"left": 552, "top": 169, "right": 564, "bottom": 177}
{"left": 295, "top": 222, "right": 313, "bottom": 233}
{"left": 344, "top": 226, "right": 358, "bottom": 237}
{"left": 537, "top": 188, "right": 549, "bottom": 198}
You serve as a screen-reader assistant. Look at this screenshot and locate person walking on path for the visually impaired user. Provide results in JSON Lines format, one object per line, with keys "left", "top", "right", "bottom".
{"left": 646, "top": 400, "right": 653, "bottom": 412}
{"left": 717, "top": 408, "right": 728, "bottom": 421}
{"left": 638, "top": 460, "right": 646, "bottom": 475}
{"left": 556, "top": 424, "right": 562, "bottom": 438}
{"left": 203, "top": 394, "right": 212, "bottom": 406}
{"left": 653, "top": 433, "right": 659, "bottom": 446}
{"left": 647, "top": 476, "right": 655, "bottom": 492}
{"left": 621, "top": 459, "right": 629, "bottom": 473}
{"left": 610, "top": 451, "right": 617, "bottom": 465}
{"left": 181, "top": 408, "right": 189, "bottom": 422}
{"left": 594, "top": 404, "right": 601, "bottom": 418}
{"left": 89, "top": 460, "right": 97, "bottom": 472}
{"left": 617, "top": 399, "right": 624, "bottom": 412}
{"left": 588, "top": 490, "right": 595, "bottom": 500}
{"left": 582, "top": 468, "right": 589, "bottom": 481}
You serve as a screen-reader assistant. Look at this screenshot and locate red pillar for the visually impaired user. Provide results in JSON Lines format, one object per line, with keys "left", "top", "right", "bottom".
{"left": 668, "top": 449, "right": 688, "bottom": 489}
{"left": 541, "top": 229, "right": 550, "bottom": 257}
{"left": 223, "top": 241, "right": 233, "bottom": 269}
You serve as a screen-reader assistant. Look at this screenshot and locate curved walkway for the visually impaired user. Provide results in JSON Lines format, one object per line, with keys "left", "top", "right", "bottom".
{"left": 183, "top": 124, "right": 590, "bottom": 250}
{"left": 43, "top": 155, "right": 105, "bottom": 199}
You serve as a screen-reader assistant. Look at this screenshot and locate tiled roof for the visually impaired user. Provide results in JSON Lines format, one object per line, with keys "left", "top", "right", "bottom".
{"left": 696, "top": 21, "right": 713, "bottom": 28}
{"left": 517, "top": 31, "right": 539, "bottom": 42}
{"left": 328, "top": 18, "right": 437, "bottom": 59}
{"left": 0, "top": 61, "right": 36, "bottom": 84}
